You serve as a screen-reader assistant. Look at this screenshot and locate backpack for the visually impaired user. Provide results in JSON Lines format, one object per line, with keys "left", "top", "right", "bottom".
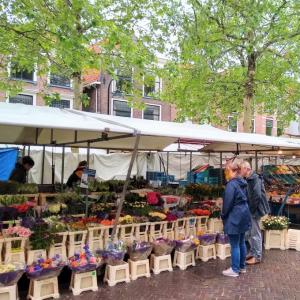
{"left": 257, "top": 175, "right": 271, "bottom": 217}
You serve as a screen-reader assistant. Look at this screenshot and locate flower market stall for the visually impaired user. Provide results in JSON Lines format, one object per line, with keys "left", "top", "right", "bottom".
{"left": 1, "top": 102, "right": 300, "bottom": 298}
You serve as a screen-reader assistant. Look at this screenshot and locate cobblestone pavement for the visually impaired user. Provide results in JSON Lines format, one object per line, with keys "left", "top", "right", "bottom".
{"left": 47, "top": 250, "right": 300, "bottom": 300}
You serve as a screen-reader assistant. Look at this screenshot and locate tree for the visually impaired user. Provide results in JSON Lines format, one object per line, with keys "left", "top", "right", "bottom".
{"left": 0, "top": 0, "right": 172, "bottom": 109}
{"left": 161, "top": 0, "right": 300, "bottom": 132}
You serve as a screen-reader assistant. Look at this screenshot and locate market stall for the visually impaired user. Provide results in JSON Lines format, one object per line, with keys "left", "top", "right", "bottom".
{"left": 1, "top": 102, "right": 300, "bottom": 298}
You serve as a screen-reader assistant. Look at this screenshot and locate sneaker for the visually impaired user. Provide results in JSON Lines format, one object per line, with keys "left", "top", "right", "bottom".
{"left": 222, "top": 268, "right": 239, "bottom": 277}
{"left": 240, "top": 268, "right": 246, "bottom": 274}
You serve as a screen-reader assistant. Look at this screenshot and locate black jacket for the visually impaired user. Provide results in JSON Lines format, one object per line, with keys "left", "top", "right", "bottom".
{"left": 9, "top": 163, "right": 27, "bottom": 183}
{"left": 246, "top": 172, "right": 261, "bottom": 215}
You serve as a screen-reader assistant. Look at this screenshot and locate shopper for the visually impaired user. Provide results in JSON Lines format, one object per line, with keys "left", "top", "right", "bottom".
{"left": 9, "top": 156, "right": 35, "bottom": 183}
{"left": 66, "top": 161, "right": 88, "bottom": 188}
{"left": 240, "top": 161, "right": 269, "bottom": 265}
{"left": 222, "top": 158, "right": 251, "bottom": 277}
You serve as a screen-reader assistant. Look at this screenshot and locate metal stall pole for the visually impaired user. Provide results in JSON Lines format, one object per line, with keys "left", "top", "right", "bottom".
{"left": 41, "top": 146, "right": 45, "bottom": 184}
{"left": 255, "top": 151, "right": 258, "bottom": 172}
{"left": 189, "top": 152, "right": 192, "bottom": 173}
{"left": 166, "top": 152, "right": 169, "bottom": 178}
{"left": 51, "top": 148, "right": 55, "bottom": 185}
{"left": 61, "top": 146, "right": 65, "bottom": 192}
{"left": 28, "top": 145, "right": 31, "bottom": 156}
{"left": 111, "top": 134, "right": 140, "bottom": 240}
{"left": 85, "top": 142, "right": 91, "bottom": 216}
{"left": 220, "top": 152, "right": 223, "bottom": 185}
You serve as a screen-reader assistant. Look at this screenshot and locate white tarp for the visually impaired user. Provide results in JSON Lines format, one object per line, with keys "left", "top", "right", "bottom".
{"left": 1, "top": 102, "right": 300, "bottom": 152}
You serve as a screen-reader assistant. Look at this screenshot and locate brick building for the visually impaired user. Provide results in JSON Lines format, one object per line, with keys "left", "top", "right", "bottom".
{"left": 0, "top": 61, "right": 290, "bottom": 136}
{"left": 0, "top": 66, "right": 74, "bottom": 108}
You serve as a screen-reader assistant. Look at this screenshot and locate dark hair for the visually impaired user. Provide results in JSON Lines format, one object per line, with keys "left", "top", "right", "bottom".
{"left": 22, "top": 156, "right": 35, "bottom": 167}
{"left": 78, "top": 161, "right": 88, "bottom": 167}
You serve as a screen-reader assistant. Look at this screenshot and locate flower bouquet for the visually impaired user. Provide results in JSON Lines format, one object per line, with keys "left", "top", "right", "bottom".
{"left": 128, "top": 241, "right": 152, "bottom": 261}
{"left": 4, "top": 226, "right": 32, "bottom": 238}
{"left": 148, "top": 212, "right": 166, "bottom": 222}
{"left": 26, "top": 256, "right": 65, "bottom": 280}
{"left": 152, "top": 238, "right": 176, "bottom": 256}
{"left": 175, "top": 236, "right": 199, "bottom": 253}
{"left": 262, "top": 216, "right": 289, "bottom": 230}
{"left": 198, "top": 233, "right": 217, "bottom": 246}
{"left": 97, "top": 241, "right": 126, "bottom": 266}
{"left": 68, "top": 245, "right": 101, "bottom": 273}
{"left": 0, "top": 262, "right": 24, "bottom": 286}
{"left": 216, "top": 233, "right": 229, "bottom": 245}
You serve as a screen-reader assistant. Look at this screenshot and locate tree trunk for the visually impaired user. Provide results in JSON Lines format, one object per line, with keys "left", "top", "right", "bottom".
{"left": 72, "top": 72, "right": 82, "bottom": 110}
{"left": 243, "top": 53, "right": 256, "bottom": 133}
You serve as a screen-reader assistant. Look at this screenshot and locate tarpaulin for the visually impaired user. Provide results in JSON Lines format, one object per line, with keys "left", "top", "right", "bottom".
{"left": 0, "top": 148, "right": 18, "bottom": 180}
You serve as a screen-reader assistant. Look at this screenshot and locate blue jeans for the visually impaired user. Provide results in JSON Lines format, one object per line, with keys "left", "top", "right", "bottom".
{"left": 248, "top": 215, "right": 262, "bottom": 261}
{"left": 228, "top": 233, "right": 247, "bottom": 273}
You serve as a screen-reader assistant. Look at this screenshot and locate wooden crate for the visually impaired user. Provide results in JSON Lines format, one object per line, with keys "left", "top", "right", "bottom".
{"left": 185, "top": 217, "right": 197, "bottom": 237}
{"left": 173, "top": 250, "right": 195, "bottom": 270}
{"left": 163, "top": 222, "right": 175, "bottom": 240}
{"left": 4, "top": 237, "right": 27, "bottom": 263}
{"left": 119, "top": 224, "right": 136, "bottom": 246}
{"left": 28, "top": 277, "right": 59, "bottom": 300}
{"left": 27, "top": 249, "right": 47, "bottom": 265}
{"left": 150, "top": 254, "right": 173, "bottom": 274}
{"left": 134, "top": 223, "right": 149, "bottom": 242}
{"left": 149, "top": 222, "right": 164, "bottom": 242}
{"left": 196, "top": 244, "right": 216, "bottom": 262}
{"left": 174, "top": 218, "right": 186, "bottom": 240}
{"left": 196, "top": 216, "right": 209, "bottom": 233}
{"left": 67, "top": 231, "right": 87, "bottom": 257}
{"left": 207, "top": 218, "right": 223, "bottom": 233}
{"left": 38, "top": 193, "right": 58, "bottom": 206}
{"left": 216, "top": 243, "right": 231, "bottom": 260}
{"left": 264, "top": 229, "right": 287, "bottom": 250}
{"left": 87, "top": 227, "right": 105, "bottom": 252}
{"left": 0, "top": 284, "right": 18, "bottom": 300}
{"left": 104, "top": 262, "right": 130, "bottom": 287}
{"left": 128, "top": 259, "right": 150, "bottom": 280}
{"left": 48, "top": 232, "right": 68, "bottom": 260}
{"left": 70, "top": 271, "right": 98, "bottom": 296}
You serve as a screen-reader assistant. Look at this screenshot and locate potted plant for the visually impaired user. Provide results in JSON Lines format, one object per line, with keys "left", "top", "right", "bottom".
{"left": 262, "top": 216, "right": 289, "bottom": 250}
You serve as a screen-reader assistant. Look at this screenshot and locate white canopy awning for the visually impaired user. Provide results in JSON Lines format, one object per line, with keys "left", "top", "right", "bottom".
{"left": 1, "top": 102, "right": 300, "bottom": 152}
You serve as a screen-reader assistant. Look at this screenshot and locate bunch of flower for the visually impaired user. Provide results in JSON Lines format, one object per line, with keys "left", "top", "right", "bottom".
{"left": 175, "top": 235, "right": 200, "bottom": 252}
{"left": 44, "top": 216, "right": 68, "bottom": 233}
{"left": 262, "top": 216, "right": 289, "bottom": 230}
{"left": 165, "top": 212, "right": 177, "bottom": 222}
{"left": 100, "top": 219, "right": 114, "bottom": 226}
{"left": 119, "top": 215, "right": 134, "bottom": 224}
{"left": 98, "top": 241, "right": 126, "bottom": 265}
{"left": 148, "top": 212, "right": 166, "bottom": 221}
{"left": 189, "top": 209, "right": 211, "bottom": 216}
{"left": 69, "top": 245, "right": 101, "bottom": 272}
{"left": 4, "top": 226, "right": 32, "bottom": 238}
{"left": 0, "top": 262, "right": 24, "bottom": 287}
{"left": 26, "top": 255, "right": 65, "bottom": 280}
{"left": 67, "top": 221, "right": 87, "bottom": 231}
{"left": 29, "top": 219, "right": 55, "bottom": 250}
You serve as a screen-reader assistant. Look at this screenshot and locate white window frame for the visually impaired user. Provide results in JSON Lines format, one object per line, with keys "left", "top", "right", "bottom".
{"left": 228, "top": 115, "right": 238, "bottom": 132}
{"left": 47, "top": 71, "right": 73, "bottom": 88}
{"left": 112, "top": 68, "right": 134, "bottom": 95}
{"left": 8, "top": 61, "right": 37, "bottom": 83}
{"left": 266, "top": 117, "right": 274, "bottom": 136}
{"left": 111, "top": 98, "right": 132, "bottom": 117}
{"left": 49, "top": 96, "right": 73, "bottom": 109}
{"left": 142, "top": 103, "right": 161, "bottom": 121}
{"left": 6, "top": 91, "right": 37, "bottom": 106}
{"left": 142, "top": 75, "right": 162, "bottom": 98}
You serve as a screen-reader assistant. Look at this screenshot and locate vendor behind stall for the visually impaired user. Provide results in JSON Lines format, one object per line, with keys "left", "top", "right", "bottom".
{"left": 9, "top": 156, "right": 35, "bottom": 183}
{"left": 66, "top": 161, "right": 88, "bottom": 188}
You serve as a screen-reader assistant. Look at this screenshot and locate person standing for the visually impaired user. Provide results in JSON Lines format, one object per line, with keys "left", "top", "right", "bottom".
{"left": 66, "top": 161, "right": 88, "bottom": 188}
{"left": 222, "top": 158, "right": 251, "bottom": 277}
{"left": 9, "top": 156, "right": 35, "bottom": 183}
{"left": 240, "top": 161, "right": 269, "bottom": 265}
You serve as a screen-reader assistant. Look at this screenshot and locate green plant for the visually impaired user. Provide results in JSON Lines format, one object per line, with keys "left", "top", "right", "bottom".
{"left": 54, "top": 192, "right": 81, "bottom": 204}
{"left": 0, "top": 195, "right": 27, "bottom": 206}
{"left": 262, "top": 216, "right": 289, "bottom": 230}
{"left": 29, "top": 221, "right": 55, "bottom": 250}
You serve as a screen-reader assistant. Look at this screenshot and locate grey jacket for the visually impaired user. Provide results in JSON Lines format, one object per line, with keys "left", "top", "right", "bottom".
{"left": 246, "top": 172, "right": 261, "bottom": 215}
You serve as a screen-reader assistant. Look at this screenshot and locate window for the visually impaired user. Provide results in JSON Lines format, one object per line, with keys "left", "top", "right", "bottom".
{"left": 49, "top": 99, "right": 71, "bottom": 109}
{"left": 9, "top": 94, "right": 33, "bottom": 105}
{"left": 113, "top": 69, "right": 133, "bottom": 95}
{"left": 113, "top": 100, "right": 131, "bottom": 117}
{"left": 49, "top": 74, "right": 71, "bottom": 88}
{"left": 228, "top": 115, "right": 238, "bottom": 132}
{"left": 10, "top": 63, "right": 34, "bottom": 82}
{"left": 143, "top": 104, "right": 160, "bottom": 121}
{"left": 266, "top": 118, "right": 273, "bottom": 136}
{"left": 144, "top": 75, "right": 161, "bottom": 98}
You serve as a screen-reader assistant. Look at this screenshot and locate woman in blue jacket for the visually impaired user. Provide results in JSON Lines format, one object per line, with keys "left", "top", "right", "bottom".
{"left": 222, "top": 158, "right": 251, "bottom": 277}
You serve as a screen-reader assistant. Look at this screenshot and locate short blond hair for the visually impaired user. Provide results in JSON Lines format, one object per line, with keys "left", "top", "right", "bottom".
{"left": 240, "top": 161, "right": 251, "bottom": 169}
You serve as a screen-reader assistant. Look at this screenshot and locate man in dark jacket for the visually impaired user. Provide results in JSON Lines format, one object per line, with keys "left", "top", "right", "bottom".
{"left": 240, "top": 161, "right": 263, "bottom": 265}
{"left": 66, "top": 161, "right": 87, "bottom": 188}
{"left": 9, "top": 156, "right": 35, "bottom": 183}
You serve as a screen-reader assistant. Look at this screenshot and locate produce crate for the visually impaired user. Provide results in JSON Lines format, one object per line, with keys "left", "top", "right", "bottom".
{"left": 264, "top": 229, "right": 287, "bottom": 250}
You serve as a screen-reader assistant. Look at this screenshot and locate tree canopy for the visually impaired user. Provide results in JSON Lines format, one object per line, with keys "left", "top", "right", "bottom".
{"left": 0, "top": 0, "right": 174, "bottom": 108}
{"left": 161, "top": 0, "right": 300, "bottom": 132}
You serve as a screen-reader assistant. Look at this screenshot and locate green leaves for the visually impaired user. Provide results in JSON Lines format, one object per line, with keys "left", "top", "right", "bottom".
{"left": 160, "top": 0, "right": 300, "bottom": 129}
